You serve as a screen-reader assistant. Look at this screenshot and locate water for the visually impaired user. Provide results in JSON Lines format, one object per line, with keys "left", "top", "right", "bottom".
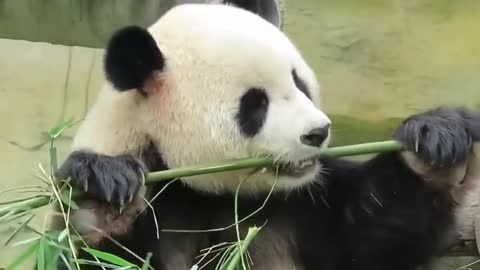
{"left": 1, "top": 0, "right": 479, "bottom": 268}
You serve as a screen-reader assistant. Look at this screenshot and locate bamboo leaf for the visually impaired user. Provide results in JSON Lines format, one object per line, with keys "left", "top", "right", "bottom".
{"left": 37, "top": 237, "right": 46, "bottom": 270}
{"left": 141, "top": 253, "right": 153, "bottom": 270}
{"left": 82, "top": 247, "right": 139, "bottom": 268}
{"left": 0, "top": 196, "right": 51, "bottom": 218}
{"left": 8, "top": 245, "right": 38, "bottom": 268}
{"left": 11, "top": 236, "right": 41, "bottom": 247}
{"left": 58, "top": 191, "right": 79, "bottom": 210}
{"left": 48, "top": 118, "right": 81, "bottom": 139}
{"left": 57, "top": 228, "right": 69, "bottom": 242}
{"left": 4, "top": 214, "right": 35, "bottom": 245}
{"left": 7, "top": 241, "right": 39, "bottom": 270}
{"left": 45, "top": 244, "right": 63, "bottom": 270}
{"left": 60, "top": 253, "right": 74, "bottom": 270}
{"left": 74, "top": 258, "right": 125, "bottom": 268}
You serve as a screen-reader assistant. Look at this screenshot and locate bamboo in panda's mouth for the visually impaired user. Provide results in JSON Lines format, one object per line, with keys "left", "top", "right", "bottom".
{"left": 273, "top": 158, "right": 320, "bottom": 177}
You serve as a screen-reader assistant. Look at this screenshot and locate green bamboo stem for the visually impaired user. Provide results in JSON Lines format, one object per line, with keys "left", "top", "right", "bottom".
{"left": 0, "top": 140, "right": 403, "bottom": 218}
{"left": 224, "top": 226, "right": 261, "bottom": 270}
{"left": 147, "top": 140, "right": 403, "bottom": 182}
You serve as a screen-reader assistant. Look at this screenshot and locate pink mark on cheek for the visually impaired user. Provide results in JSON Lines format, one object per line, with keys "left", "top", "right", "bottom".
{"left": 144, "top": 72, "right": 172, "bottom": 115}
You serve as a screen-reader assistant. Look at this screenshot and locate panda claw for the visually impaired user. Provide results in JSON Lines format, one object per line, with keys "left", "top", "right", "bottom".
{"left": 394, "top": 107, "right": 478, "bottom": 173}
{"left": 83, "top": 180, "right": 88, "bottom": 192}
{"left": 119, "top": 204, "right": 126, "bottom": 214}
{"left": 128, "top": 194, "right": 134, "bottom": 204}
{"left": 119, "top": 195, "right": 127, "bottom": 207}
{"left": 106, "top": 193, "right": 112, "bottom": 203}
{"left": 58, "top": 151, "right": 146, "bottom": 207}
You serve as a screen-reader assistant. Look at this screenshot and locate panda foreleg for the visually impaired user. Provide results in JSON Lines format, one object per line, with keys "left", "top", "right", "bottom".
{"left": 394, "top": 107, "right": 480, "bottom": 203}
{"left": 328, "top": 107, "right": 480, "bottom": 270}
{"left": 54, "top": 150, "right": 150, "bottom": 245}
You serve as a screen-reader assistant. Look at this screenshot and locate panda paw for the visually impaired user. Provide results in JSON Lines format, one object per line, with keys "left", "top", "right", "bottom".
{"left": 394, "top": 107, "right": 480, "bottom": 185}
{"left": 56, "top": 151, "right": 147, "bottom": 206}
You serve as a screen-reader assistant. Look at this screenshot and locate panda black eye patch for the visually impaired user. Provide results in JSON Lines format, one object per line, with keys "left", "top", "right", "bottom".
{"left": 236, "top": 88, "right": 269, "bottom": 137}
{"left": 292, "top": 69, "right": 311, "bottom": 99}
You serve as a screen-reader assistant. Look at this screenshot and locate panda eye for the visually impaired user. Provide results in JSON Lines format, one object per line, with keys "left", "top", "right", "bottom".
{"left": 236, "top": 88, "right": 269, "bottom": 137}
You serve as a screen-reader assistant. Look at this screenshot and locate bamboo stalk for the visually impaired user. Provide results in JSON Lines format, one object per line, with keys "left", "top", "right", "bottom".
{"left": 224, "top": 227, "right": 261, "bottom": 270}
{"left": 0, "top": 140, "right": 403, "bottom": 218}
{"left": 147, "top": 140, "right": 402, "bottom": 182}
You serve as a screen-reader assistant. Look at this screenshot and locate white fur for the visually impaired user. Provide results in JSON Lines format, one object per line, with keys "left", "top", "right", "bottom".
{"left": 72, "top": 85, "right": 148, "bottom": 156}
{"left": 73, "top": 4, "right": 330, "bottom": 194}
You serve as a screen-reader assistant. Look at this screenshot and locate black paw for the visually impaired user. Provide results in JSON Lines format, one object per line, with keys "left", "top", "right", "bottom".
{"left": 394, "top": 107, "right": 480, "bottom": 168}
{"left": 56, "top": 151, "right": 147, "bottom": 206}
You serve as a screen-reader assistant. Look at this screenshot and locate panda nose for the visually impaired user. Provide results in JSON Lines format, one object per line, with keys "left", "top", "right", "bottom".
{"left": 300, "top": 124, "right": 331, "bottom": 148}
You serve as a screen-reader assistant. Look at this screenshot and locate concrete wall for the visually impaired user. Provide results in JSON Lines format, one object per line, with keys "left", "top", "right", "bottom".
{"left": 0, "top": 0, "right": 284, "bottom": 48}
{"left": 0, "top": 0, "right": 480, "bottom": 269}
{"left": 0, "top": 0, "right": 177, "bottom": 47}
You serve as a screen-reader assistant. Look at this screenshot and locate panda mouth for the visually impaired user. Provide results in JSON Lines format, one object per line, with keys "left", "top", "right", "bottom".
{"left": 272, "top": 158, "right": 319, "bottom": 177}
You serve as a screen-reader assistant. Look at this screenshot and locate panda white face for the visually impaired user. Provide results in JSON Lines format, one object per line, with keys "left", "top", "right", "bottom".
{"left": 77, "top": 4, "right": 331, "bottom": 194}
{"left": 142, "top": 4, "right": 331, "bottom": 193}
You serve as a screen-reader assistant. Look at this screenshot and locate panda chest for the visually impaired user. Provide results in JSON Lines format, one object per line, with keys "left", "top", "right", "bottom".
{"left": 153, "top": 198, "right": 306, "bottom": 270}
{"left": 158, "top": 223, "right": 305, "bottom": 270}
{"left": 148, "top": 183, "right": 330, "bottom": 270}
{"left": 242, "top": 225, "right": 306, "bottom": 270}
{"left": 220, "top": 212, "right": 303, "bottom": 266}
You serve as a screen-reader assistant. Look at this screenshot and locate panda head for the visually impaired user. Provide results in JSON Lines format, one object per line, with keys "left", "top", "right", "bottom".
{"left": 100, "top": 4, "right": 331, "bottom": 194}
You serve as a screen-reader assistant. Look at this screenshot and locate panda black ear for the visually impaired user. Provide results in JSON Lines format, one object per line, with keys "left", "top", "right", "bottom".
{"left": 223, "top": 0, "right": 283, "bottom": 28}
{"left": 104, "top": 25, "right": 165, "bottom": 92}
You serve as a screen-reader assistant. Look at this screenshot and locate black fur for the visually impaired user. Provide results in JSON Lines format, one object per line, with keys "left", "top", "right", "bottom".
{"left": 104, "top": 25, "right": 165, "bottom": 92}
{"left": 59, "top": 107, "right": 480, "bottom": 270}
{"left": 56, "top": 141, "right": 166, "bottom": 206}
{"left": 292, "top": 68, "right": 311, "bottom": 99}
{"left": 394, "top": 107, "right": 474, "bottom": 167}
{"left": 224, "top": 0, "right": 259, "bottom": 13}
{"left": 223, "top": 0, "right": 281, "bottom": 28}
{"left": 236, "top": 88, "right": 269, "bottom": 137}
{"left": 56, "top": 151, "right": 146, "bottom": 205}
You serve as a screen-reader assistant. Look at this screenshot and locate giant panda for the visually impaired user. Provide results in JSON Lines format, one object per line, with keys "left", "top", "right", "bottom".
{"left": 53, "top": 3, "right": 480, "bottom": 270}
